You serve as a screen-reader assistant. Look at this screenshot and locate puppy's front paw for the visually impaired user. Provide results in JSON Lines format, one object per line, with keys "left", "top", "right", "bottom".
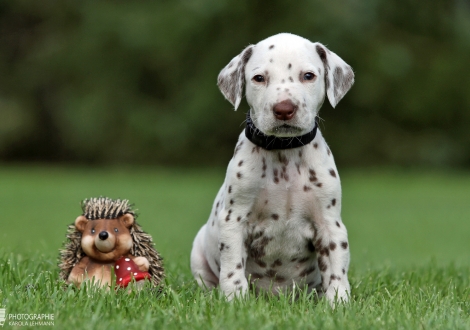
{"left": 325, "top": 284, "right": 350, "bottom": 307}
{"left": 221, "top": 277, "right": 248, "bottom": 301}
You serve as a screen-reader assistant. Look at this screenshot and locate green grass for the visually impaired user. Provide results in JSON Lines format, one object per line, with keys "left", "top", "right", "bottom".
{"left": 1, "top": 165, "right": 470, "bottom": 329}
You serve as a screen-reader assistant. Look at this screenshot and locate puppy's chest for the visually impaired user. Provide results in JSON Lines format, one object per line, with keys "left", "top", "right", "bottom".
{"left": 245, "top": 215, "right": 314, "bottom": 262}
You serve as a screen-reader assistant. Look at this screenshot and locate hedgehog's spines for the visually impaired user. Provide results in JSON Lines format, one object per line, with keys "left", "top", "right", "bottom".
{"left": 80, "top": 197, "right": 136, "bottom": 220}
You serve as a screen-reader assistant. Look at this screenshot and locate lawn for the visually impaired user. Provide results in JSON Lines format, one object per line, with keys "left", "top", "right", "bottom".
{"left": 0, "top": 165, "right": 469, "bottom": 329}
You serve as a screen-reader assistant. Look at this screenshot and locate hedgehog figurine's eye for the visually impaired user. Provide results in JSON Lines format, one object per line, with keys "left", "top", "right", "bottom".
{"left": 114, "top": 228, "right": 118, "bottom": 233}
{"left": 91, "top": 228, "right": 95, "bottom": 234}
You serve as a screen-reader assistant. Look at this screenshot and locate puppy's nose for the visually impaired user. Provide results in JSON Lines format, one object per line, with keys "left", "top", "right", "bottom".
{"left": 273, "top": 100, "right": 297, "bottom": 121}
{"left": 99, "top": 231, "right": 109, "bottom": 240}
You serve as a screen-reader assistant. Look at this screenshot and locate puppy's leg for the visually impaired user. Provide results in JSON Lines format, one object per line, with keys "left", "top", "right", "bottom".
{"left": 191, "top": 225, "right": 219, "bottom": 288}
{"left": 315, "top": 206, "right": 350, "bottom": 305}
{"left": 218, "top": 202, "right": 249, "bottom": 300}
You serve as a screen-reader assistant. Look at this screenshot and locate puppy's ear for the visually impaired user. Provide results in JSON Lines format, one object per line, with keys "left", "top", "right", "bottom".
{"left": 217, "top": 45, "right": 254, "bottom": 110}
{"left": 315, "top": 43, "right": 354, "bottom": 108}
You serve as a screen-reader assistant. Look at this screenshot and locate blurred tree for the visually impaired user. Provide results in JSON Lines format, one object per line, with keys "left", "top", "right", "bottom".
{"left": 0, "top": 0, "right": 469, "bottom": 167}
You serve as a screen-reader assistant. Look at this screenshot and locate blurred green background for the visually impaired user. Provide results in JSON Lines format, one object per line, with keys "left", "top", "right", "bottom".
{"left": 1, "top": 0, "right": 469, "bottom": 167}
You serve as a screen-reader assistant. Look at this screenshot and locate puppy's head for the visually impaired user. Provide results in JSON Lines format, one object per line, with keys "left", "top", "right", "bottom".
{"left": 217, "top": 33, "right": 354, "bottom": 137}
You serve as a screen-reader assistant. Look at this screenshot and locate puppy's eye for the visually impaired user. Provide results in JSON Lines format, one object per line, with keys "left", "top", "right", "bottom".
{"left": 252, "top": 75, "right": 265, "bottom": 83}
{"left": 91, "top": 228, "right": 95, "bottom": 234}
{"left": 114, "top": 228, "right": 118, "bottom": 233}
{"left": 303, "top": 72, "right": 316, "bottom": 81}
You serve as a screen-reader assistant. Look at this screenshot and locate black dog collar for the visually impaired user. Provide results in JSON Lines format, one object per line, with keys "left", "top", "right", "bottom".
{"left": 245, "top": 112, "right": 318, "bottom": 150}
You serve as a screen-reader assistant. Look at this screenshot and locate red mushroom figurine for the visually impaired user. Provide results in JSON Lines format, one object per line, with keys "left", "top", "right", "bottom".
{"left": 114, "top": 256, "right": 151, "bottom": 288}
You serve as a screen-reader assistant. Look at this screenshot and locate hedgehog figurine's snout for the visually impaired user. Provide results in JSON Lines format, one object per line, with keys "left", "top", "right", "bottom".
{"left": 95, "top": 231, "right": 116, "bottom": 253}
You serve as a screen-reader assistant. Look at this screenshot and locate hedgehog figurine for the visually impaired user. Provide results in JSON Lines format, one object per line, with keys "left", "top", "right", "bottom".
{"left": 58, "top": 197, "right": 164, "bottom": 289}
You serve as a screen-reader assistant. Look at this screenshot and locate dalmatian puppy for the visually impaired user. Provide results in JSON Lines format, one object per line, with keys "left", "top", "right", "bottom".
{"left": 190, "top": 33, "right": 354, "bottom": 304}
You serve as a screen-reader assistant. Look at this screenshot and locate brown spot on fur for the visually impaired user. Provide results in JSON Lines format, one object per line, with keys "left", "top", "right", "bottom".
{"left": 237, "top": 216, "right": 241, "bottom": 221}
{"left": 228, "top": 272, "right": 234, "bottom": 278}
{"left": 336, "top": 221, "right": 341, "bottom": 227}
{"left": 303, "top": 185, "right": 312, "bottom": 192}
{"left": 265, "top": 269, "right": 276, "bottom": 278}
{"left": 289, "top": 76, "right": 294, "bottom": 83}
{"left": 248, "top": 234, "right": 273, "bottom": 261}
{"left": 230, "top": 199, "right": 234, "bottom": 205}
{"left": 275, "top": 275, "right": 286, "bottom": 283}
{"left": 288, "top": 63, "right": 292, "bottom": 69}
{"left": 298, "top": 257, "right": 309, "bottom": 263}
{"left": 308, "top": 169, "right": 317, "bottom": 182}
{"left": 269, "top": 45, "right": 275, "bottom": 49}
{"left": 277, "top": 153, "right": 289, "bottom": 165}
{"left": 320, "top": 247, "right": 329, "bottom": 256}
{"left": 313, "top": 143, "right": 318, "bottom": 149}
{"left": 296, "top": 163, "right": 301, "bottom": 175}
{"left": 225, "top": 214, "right": 230, "bottom": 221}
{"left": 237, "top": 172, "right": 242, "bottom": 179}
{"left": 219, "top": 243, "right": 225, "bottom": 251}
{"left": 318, "top": 257, "right": 328, "bottom": 272}
{"left": 327, "top": 148, "right": 331, "bottom": 156}
{"left": 330, "top": 274, "right": 340, "bottom": 281}
{"left": 236, "top": 263, "right": 242, "bottom": 269}
{"left": 299, "top": 265, "right": 316, "bottom": 277}
{"left": 342, "top": 268, "right": 346, "bottom": 275}
{"left": 332, "top": 198, "right": 336, "bottom": 206}
{"left": 234, "top": 280, "right": 241, "bottom": 285}
{"left": 238, "top": 160, "right": 243, "bottom": 167}
{"left": 271, "top": 259, "right": 282, "bottom": 267}
{"left": 329, "top": 242, "right": 337, "bottom": 251}
{"left": 251, "top": 273, "right": 264, "bottom": 280}
{"left": 271, "top": 214, "right": 279, "bottom": 220}
{"left": 315, "top": 183, "right": 323, "bottom": 188}
{"left": 255, "top": 259, "right": 267, "bottom": 268}
{"left": 341, "top": 242, "right": 349, "bottom": 249}
{"left": 329, "top": 169, "right": 337, "bottom": 178}
{"left": 228, "top": 186, "right": 232, "bottom": 193}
